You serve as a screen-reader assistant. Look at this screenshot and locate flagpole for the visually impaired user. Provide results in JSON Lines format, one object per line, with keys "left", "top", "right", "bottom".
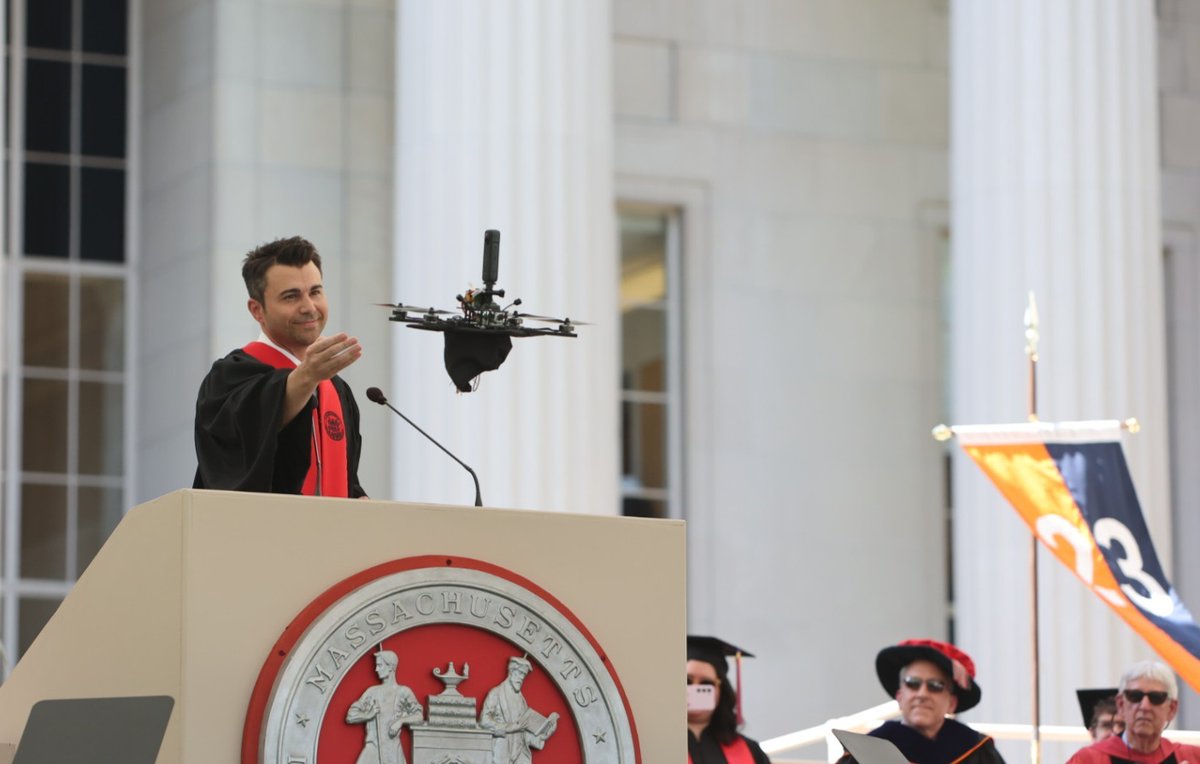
{"left": 1024, "top": 293, "right": 1041, "bottom": 764}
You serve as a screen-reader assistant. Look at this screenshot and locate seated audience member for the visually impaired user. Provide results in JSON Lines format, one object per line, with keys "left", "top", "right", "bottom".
{"left": 687, "top": 635, "right": 770, "bottom": 764}
{"left": 1076, "top": 688, "right": 1120, "bottom": 742}
{"left": 1067, "top": 661, "right": 1200, "bottom": 764}
{"left": 839, "top": 638, "right": 1004, "bottom": 764}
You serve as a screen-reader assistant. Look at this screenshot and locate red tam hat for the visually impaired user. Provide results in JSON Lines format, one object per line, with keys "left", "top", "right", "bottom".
{"left": 875, "top": 638, "right": 982, "bottom": 713}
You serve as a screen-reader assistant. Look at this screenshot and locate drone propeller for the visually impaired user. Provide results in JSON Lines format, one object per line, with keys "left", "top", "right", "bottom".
{"left": 513, "top": 312, "right": 593, "bottom": 325}
{"left": 375, "top": 302, "right": 457, "bottom": 316}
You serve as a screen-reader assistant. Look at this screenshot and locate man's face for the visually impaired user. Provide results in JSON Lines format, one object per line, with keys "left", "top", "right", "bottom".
{"left": 895, "top": 659, "right": 958, "bottom": 738}
{"left": 375, "top": 657, "right": 392, "bottom": 681}
{"left": 248, "top": 262, "right": 327, "bottom": 357}
{"left": 1118, "top": 678, "right": 1177, "bottom": 743}
{"left": 1089, "top": 710, "right": 1117, "bottom": 741}
{"left": 508, "top": 667, "right": 529, "bottom": 690}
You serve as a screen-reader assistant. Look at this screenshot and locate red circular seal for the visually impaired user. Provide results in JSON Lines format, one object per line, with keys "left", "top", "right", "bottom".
{"left": 243, "top": 556, "right": 640, "bottom": 764}
{"left": 323, "top": 411, "right": 345, "bottom": 441}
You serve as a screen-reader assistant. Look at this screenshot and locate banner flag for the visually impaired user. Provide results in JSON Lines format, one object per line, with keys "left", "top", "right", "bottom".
{"left": 956, "top": 420, "right": 1200, "bottom": 691}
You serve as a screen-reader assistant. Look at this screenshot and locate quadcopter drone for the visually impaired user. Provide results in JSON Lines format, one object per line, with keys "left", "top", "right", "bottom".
{"left": 380, "top": 230, "right": 585, "bottom": 391}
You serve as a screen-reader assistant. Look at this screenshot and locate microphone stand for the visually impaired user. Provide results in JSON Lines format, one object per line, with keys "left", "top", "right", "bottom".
{"left": 366, "top": 388, "right": 483, "bottom": 507}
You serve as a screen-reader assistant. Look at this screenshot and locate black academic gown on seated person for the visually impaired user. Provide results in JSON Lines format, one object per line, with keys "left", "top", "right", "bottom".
{"left": 193, "top": 348, "right": 366, "bottom": 497}
{"left": 687, "top": 727, "right": 772, "bottom": 764}
{"left": 839, "top": 719, "right": 1006, "bottom": 764}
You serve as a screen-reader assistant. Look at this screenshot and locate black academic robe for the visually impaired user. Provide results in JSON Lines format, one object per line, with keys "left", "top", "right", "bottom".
{"left": 687, "top": 728, "right": 772, "bottom": 764}
{"left": 839, "top": 719, "right": 1006, "bottom": 764}
{"left": 193, "top": 348, "right": 366, "bottom": 497}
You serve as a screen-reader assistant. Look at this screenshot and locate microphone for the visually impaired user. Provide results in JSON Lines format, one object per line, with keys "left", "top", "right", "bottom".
{"left": 365, "top": 387, "right": 483, "bottom": 507}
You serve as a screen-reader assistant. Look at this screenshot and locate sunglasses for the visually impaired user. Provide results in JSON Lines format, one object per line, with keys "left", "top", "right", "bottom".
{"left": 901, "top": 676, "right": 948, "bottom": 694}
{"left": 1123, "top": 689, "right": 1170, "bottom": 706}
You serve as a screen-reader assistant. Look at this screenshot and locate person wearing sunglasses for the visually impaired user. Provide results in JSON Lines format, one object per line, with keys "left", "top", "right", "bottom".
{"left": 686, "top": 635, "right": 771, "bottom": 764}
{"left": 838, "top": 638, "right": 1004, "bottom": 764}
{"left": 1067, "top": 661, "right": 1200, "bottom": 764}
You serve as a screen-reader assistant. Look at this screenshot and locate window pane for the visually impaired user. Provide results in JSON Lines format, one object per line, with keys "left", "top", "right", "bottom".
{"left": 620, "top": 213, "right": 668, "bottom": 303}
{"left": 23, "top": 162, "right": 70, "bottom": 257}
{"left": 23, "top": 272, "right": 70, "bottom": 368}
{"left": 19, "top": 483, "right": 67, "bottom": 578}
{"left": 22, "top": 378, "right": 68, "bottom": 473}
{"left": 82, "top": 0, "right": 127, "bottom": 55}
{"left": 621, "top": 401, "right": 666, "bottom": 490}
{"left": 81, "top": 64, "right": 126, "bottom": 158}
{"left": 80, "top": 167, "right": 124, "bottom": 262}
{"left": 24, "top": 59, "right": 71, "bottom": 153}
{"left": 79, "top": 277, "right": 125, "bottom": 370}
{"left": 78, "top": 486, "right": 123, "bottom": 573}
{"left": 621, "top": 307, "right": 666, "bottom": 392}
{"left": 26, "top": 0, "right": 72, "bottom": 50}
{"left": 78, "top": 381, "right": 124, "bottom": 476}
{"left": 18, "top": 597, "right": 62, "bottom": 656}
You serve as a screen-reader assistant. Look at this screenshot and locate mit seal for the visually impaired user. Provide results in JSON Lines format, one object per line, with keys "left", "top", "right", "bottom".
{"left": 243, "top": 556, "right": 639, "bottom": 764}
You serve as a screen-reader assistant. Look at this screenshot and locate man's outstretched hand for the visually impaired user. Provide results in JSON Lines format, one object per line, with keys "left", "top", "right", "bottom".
{"left": 297, "top": 333, "right": 362, "bottom": 384}
{"left": 281, "top": 333, "right": 362, "bottom": 428}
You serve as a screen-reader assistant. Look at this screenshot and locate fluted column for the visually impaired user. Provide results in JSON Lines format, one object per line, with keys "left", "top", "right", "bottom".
{"left": 951, "top": 0, "right": 1167, "bottom": 752}
{"left": 391, "top": 2, "right": 617, "bottom": 514}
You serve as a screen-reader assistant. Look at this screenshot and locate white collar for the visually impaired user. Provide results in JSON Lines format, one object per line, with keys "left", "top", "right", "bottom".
{"left": 256, "top": 331, "right": 302, "bottom": 366}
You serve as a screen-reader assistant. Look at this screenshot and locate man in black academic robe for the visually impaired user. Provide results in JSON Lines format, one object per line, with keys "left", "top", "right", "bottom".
{"left": 839, "top": 639, "right": 1005, "bottom": 764}
{"left": 193, "top": 347, "right": 365, "bottom": 496}
{"left": 193, "top": 236, "right": 367, "bottom": 498}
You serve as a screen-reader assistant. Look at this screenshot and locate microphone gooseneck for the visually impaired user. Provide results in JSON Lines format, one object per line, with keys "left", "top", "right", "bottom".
{"left": 365, "top": 387, "right": 483, "bottom": 507}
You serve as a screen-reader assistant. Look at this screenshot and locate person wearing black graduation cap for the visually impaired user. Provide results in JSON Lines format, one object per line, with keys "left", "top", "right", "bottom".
{"left": 686, "top": 635, "right": 771, "bottom": 764}
{"left": 193, "top": 236, "right": 368, "bottom": 497}
{"left": 838, "top": 639, "right": 1004, "bottom": 764}
{"left": 1076, "top": 688, "right": 1120, "bottom": 742}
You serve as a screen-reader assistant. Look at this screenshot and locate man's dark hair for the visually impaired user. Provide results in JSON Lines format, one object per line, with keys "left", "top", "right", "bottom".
{"left": 242, "top": 236, "right": 323, "bottom": 303}
{"left": 707, "top": 680, "right": 742, "bottom": 745}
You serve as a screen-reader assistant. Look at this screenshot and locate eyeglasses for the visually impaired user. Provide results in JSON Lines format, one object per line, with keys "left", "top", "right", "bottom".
{"left": 901, "top": 676, "right": 948, "bottom": 693}
{"left": 1123, "top": 689, "right": 1170, "bottom": 706}
{"left": 687, "top": 677, "right": 720, "bottom": 687}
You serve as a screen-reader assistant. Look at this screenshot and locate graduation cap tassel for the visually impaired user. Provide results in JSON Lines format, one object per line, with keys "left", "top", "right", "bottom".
{"left": 735, "top": 651, "right": 744, "bottom": 727}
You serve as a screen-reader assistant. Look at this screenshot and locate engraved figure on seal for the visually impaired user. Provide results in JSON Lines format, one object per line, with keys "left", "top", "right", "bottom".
{"left": 479, "top": 656, "right": 559, "bottom": 764}
{"left": 346, "top": 649, "right": 425, "bottom": 764}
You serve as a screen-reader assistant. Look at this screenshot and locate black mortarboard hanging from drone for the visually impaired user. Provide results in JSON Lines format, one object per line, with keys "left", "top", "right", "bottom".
{"left": 382, "top": 229, "right": 584, "bottom": 392}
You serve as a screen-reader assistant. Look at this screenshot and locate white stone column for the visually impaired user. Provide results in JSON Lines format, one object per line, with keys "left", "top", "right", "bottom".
{"left": 951, "top": 0, "right": 1168, "bottom": 754}
{"left": 392, "top": 1, "right": 617, "bottom": 514}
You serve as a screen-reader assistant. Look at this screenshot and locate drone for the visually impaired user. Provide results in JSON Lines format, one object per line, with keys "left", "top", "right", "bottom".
{"left": 379, "top": 230, "right": 585, "bottom": 391}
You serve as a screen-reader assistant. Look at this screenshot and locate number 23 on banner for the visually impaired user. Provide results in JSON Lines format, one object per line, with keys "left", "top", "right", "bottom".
{"left": 1035, "top": 514, "right": 1176, "bottom": 618}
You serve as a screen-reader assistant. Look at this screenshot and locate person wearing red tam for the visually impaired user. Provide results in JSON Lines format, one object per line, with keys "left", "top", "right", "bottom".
{"left": 839, "top": 638, "right": 1005, "bottom": 764}
{"left": 686, "top": 636, "right": 770, "bottom": 764}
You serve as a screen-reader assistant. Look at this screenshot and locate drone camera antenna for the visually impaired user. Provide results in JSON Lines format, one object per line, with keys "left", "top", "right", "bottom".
{"left": 482, "top": 229, "right": 501, "bottom": 289}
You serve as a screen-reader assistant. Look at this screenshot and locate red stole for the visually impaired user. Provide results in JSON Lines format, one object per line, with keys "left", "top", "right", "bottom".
{"left": 687, "top": 736, "right": 755, "bottom": 764}
{"left": 242, "top": 342, "right": 349, "bottom": 497}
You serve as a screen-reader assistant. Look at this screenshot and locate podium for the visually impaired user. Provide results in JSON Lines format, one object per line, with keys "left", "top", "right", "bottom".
{"left": 0, "top": 490, "right": 686, "bottom": 763}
